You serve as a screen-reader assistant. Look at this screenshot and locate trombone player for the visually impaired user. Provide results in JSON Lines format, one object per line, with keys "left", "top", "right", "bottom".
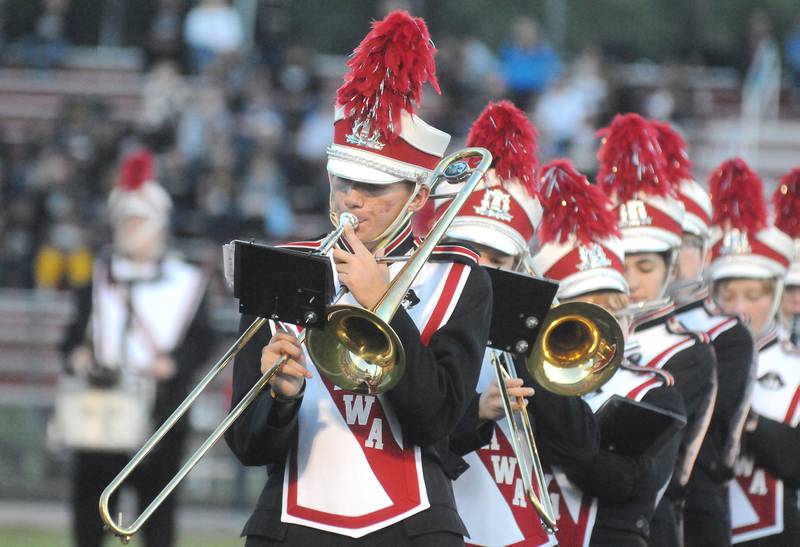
{"left": 441, "top": 101, "right": 600, "bottom": 547}
{"left": 531, "top": 158, "right": 688, "bottom": 547}
{"left": 224, "top": 11, "right": 493, "bottom": 547}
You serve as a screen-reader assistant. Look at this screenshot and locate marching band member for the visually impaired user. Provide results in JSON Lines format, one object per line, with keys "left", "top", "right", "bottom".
{"left": 224, "top": 12, "right": 493, "bottom": 546}
{"left": 532, "top": 158, "right": 687, "bottom": 547}
{"left": 60, "top": 150, "right": 213, "bottom": 547}
{"left": 777, "top": 168, "right": 800, "bottom": 340}
{"left": 441, "top": 101, "right": 599, "bottom": 547}
{"left": 713, "top": 159, "right": 799, "bottom": 545}
{"left": 654, "top": 122, "right": 756, "bottom": 547}
{"left": 596, "top": 114, "right": 717, "bottom": 546}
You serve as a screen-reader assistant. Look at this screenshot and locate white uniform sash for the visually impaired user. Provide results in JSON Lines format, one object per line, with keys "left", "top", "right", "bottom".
{"left": 281, "top": 251, "right": 472, "bottom": 538}
{"left": 454, "top": 352, "right": 558, "bottom": 547}
{"left": 92, "top": 256, "right": 208, "bottom": 375}
{"left": 731, "top": 336, "right": 800, "bottom": 543}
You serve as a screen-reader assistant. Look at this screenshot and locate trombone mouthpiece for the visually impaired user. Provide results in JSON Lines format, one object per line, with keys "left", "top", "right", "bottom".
{"left": 339, "top": 212, "right": 359, "bottom": 230}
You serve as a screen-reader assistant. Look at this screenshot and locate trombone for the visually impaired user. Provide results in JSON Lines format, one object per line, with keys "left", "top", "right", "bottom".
{"left": 520, "top": 255, "right": 623, "bottom": 396}
{"left": 483, "top": 255, "right": 625, "bottom": 534}
{"left": 99, "top": 147, "right": 493, "bottom": 542}
{"left": 491, "top": 350, "right": 559, "bottom": 534}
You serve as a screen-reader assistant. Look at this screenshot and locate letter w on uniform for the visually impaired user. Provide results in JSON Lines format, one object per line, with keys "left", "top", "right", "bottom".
{"left": 491, "top": 455, "right": 518, "bottom": 485}
{"left": 343, "top": 394, "right": 375, "bottom": 425}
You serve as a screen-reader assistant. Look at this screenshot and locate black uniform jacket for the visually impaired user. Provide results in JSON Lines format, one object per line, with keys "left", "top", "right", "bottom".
{"left": 580, "top": 308, "right": 711, "bottom": 543}
{"left": 677, "top": 297, "right": 755, "bottom": 545}
{"left": 448, "top": 352, "right": 599, "bottom": 471}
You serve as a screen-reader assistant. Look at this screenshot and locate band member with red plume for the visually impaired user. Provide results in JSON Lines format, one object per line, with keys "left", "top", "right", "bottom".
{"left": 653, "top": 121, "right": 756, "bottom": 547}
{"left": 713, "top": 159, "right": 799, "bottom": 545}
{"left": 597, "top": 113, "right": 716, "bottom": 546}
{"left": 776, "top": 168, "right": 800, "bottom": 340}
{"left": 438, "top": 101, "right": 598, "bottom": 547}
{"left": 532, "top": 159, "right": 685, "bottom": 547}
{"left": 225, "top": 11, "right": 493, "bottom": 546}
{"left": 59, "top": 149, "right": 213, "bottom": 547}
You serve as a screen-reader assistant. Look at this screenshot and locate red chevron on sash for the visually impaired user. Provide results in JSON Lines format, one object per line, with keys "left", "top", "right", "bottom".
{"left": 285, "top": 377, "right": 421, "bottom": 528}
{"left": 731, "top": 386, "right": 800, "bottom": 541}
{"left": 470, "top": 425, "right": 552, "bottom": 547}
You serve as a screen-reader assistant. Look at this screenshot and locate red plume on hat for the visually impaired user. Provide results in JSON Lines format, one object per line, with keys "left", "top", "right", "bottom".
{"left": 709, "top": 157, "right": 766, "bottom": 233}
{"left": 336, "top": 10, "right": 439, "bottom": 144}
{"left": 597, "top": 113, "right": 670, "bottom": 201}
{"left": 119, "top": 150, "right": 154, "bottom": 191}
{"left": 538, "top": 159, "right": 619, "bottom": 245}
{"left": 466, "top": 100, "right": 538, "bottom": 192}
{"left": 651, "top": 120, "right": 692, "bottom": 183}
{"left": 774, "top": 167, "right": 800, "bottom": 238}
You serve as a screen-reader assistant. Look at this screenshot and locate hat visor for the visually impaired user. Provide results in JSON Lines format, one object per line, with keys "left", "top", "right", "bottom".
{"left": 622, "top": 235, "right": 674, "bottom": 254}
{"left": 709, "top": 258, "right": 780, "bottom": 281}
{"left": 556, "top": 270, "right": 629, "bottom": 300}
{"left": 327, "top": 157, "right": 403, "bottom": 185}
{"left": 446, "top": 225, "right": 521, "bottom": 257}
{"left": 786, "top": 270, "right": 800, "bottom": 287}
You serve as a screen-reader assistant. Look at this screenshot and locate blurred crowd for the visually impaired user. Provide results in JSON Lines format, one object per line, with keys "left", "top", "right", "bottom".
{"left": 0, "top": 0, "right": 798, "bottom": 295}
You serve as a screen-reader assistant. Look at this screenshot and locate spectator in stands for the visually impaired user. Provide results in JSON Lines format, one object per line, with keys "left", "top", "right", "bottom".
{"left": 238, "top": 145, "right": 294, "bottom": 240}
{"left": 183, "top": 0, "right": 245, "bottom": 74}
{"left": 33, "top": 191, "right": 92, "bottom": 290}
{"left": 145, "top": 0, "right": 186, "bottom": 67}
{"left": 786, "top": 16, "right": 800, "bottom": 90}
{"left": 499, "top": 16, "right": 561, "bottom": 110}
{"left": 10, "top": 0, "right": 69, "bottom": 69}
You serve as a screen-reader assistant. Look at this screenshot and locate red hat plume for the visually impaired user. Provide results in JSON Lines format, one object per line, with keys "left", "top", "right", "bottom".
{"left": 709, "top": 157, "right": 766, "bottom": 233}
{"left": 466, "top": 100, "right": 538, "bottom": 193}
{"left": 538, "top": 159, "right": 619, "bottom": 245}
{"left": 336, "top": 10, "right": 439, "bottom": 144}
{"left": 774, "top": 167, "right": 800, "bottom": 238}
{"left": 651, "top": 120, "right": 693, "bottom": 184}
{"left": 119, "top": 150, "right": 154, "bottom": 191}
{"left": 596, "top": 113, "right": 670, "bottom": 201}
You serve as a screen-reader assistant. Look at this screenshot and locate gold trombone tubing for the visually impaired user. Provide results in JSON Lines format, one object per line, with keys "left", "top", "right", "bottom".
{"left": 99, "top": 213, "right": 357, "bottom": 543}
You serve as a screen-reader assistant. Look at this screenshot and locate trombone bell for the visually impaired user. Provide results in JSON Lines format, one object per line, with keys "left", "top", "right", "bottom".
{"left": 528, "top": 301, "right": 623, "bottom": 396}
{"left": 306, "top": 304, "right": 406, "bottom": 394}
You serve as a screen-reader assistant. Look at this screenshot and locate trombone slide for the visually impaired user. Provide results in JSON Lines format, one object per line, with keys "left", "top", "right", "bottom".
{"left": 490, "top": 351, "right": 559, "bottom": 534}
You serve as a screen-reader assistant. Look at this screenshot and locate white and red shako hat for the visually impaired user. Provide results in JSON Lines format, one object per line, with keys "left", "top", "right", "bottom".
{"left": 651, "top": 120, "right": 711, "bottom": 238}
{"left": 440, "top": 100, "right": 541, "bottom": 256}
{"left": 708, "top": 158, "right": 792, "bottom": 281}
{"left": 107, "top": 150, "right": 171, "bottom": 227}
{"left": 326, "top": 11, "right": 450, "bottom": 186}
{"left": 532, "top": 159, "right": 627, "bottom": 299}
{"left": 598, "top": 114, "right": 685, "bottom": 254}
{"left": 773, "top": 167, "right": 800, "bottom": 286}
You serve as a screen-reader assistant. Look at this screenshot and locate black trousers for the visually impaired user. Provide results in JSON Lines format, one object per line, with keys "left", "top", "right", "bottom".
{"left": 243, "top": 522, "right": 464, "bottom": 547}
{"left": 71, "top": 433, "right": 184, "bottom": 547}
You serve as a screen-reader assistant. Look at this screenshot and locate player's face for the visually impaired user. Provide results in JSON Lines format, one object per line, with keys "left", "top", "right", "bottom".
{"left": 472, "top": 243, "right": 516, "bottom": 269}
{"left": 715, "top": 278, "right": 776, "bottom": 337}
{"left": 331, "top": 176, "right": 427, "bottom": 249}
{"left": 624, "top": 253, "right": 669, "bottom": 303}
{"left": 780, "top": 285, "right": 800, "bottom": 324}
{"left": 565, "top": 290, "right": 631, "bottom": 338}
{"left": 675, "top": 235, "right": 705, "bottom": 281}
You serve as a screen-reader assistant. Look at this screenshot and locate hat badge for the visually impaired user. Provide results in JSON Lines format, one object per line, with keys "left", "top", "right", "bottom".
{"left": 720, "top": 228, "right": 752, "bottom": 256}
{"left": 474, "top": 188, "right": 513, "bottom": 221}
{"left": 346, "top": 118, "right": 385, "bottom": 150}
{"left": 577, "top": 242, "right": 612, "bottom": 271}
{"left": 619, "top": 199, "right": 653, "bottom": 228}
